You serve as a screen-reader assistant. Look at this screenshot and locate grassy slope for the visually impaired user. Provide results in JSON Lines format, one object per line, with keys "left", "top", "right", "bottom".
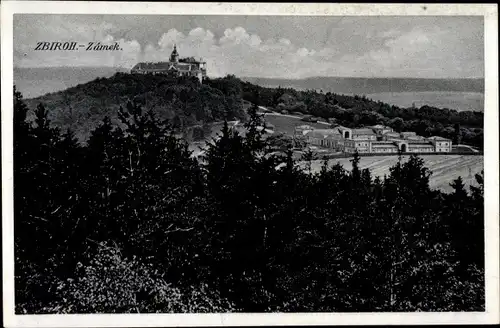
{"left": 263, "top": 114, "right": 328, "bottom": 135}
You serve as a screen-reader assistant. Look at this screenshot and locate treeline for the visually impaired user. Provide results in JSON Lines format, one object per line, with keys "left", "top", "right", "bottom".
{"left": 242, "top": 76, "right": 484, "bottom": 94}
{"left": 23, "top": 74, "right": 247, "bottom": 142}
{"left": 15, "top": 87, "right": 484, "bottom": 313}
{"left": 241, "top": 81, "right": 484, "bottom": 148}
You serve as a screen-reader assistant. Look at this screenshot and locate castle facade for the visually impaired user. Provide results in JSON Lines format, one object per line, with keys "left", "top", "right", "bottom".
{"left": 131, "top": 45, "right": 207, "bottom": 82}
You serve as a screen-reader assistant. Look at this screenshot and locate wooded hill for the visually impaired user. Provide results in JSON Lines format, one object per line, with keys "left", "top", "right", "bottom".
{"left": 23, "top": 73, "right": 484, "bottom": 148}
{"left": 23, "top": 73, "right": 246, "bottom": 142}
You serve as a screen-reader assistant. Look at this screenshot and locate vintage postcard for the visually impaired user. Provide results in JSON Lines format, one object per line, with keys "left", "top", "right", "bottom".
{"left": 1, "top": 1, "right": 499, "bottom": 327}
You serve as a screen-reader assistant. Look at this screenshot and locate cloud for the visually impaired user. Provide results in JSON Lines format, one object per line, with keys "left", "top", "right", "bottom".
{"left": 14, "top": 18, "right": 483, "bottom": 79}
{"left": 345, "top": 27, "right": 481, "bottom": 78}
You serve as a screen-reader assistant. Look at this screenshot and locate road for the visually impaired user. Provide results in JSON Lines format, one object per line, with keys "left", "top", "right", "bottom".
{"left": 456, "top": 144, "right": 480, "bottom": 153}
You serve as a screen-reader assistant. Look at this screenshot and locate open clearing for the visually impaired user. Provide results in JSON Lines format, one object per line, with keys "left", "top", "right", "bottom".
{"left": 263, "top": 113, "right": 328, "bottom": 135}
{"left": 307, "top": 155, "right": 484, "bottom": 194}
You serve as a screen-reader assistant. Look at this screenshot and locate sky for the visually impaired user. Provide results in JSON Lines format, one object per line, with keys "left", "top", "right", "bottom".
{"left": 13, "top": 15, "right": 484, "bottom": 79}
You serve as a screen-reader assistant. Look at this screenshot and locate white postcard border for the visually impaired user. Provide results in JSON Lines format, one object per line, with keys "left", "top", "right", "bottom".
{"left": 2, "top": 2, "right": 499, "bottom": 327}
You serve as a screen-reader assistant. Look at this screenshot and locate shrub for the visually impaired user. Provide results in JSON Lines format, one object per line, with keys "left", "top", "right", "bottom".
{"left": 45, "top": 245, "right": 236, "bottom": 313}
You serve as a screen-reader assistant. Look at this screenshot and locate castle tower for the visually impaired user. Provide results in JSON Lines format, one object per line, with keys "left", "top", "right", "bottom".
{"left": 170, "top": 44, "right": 179, "bottom": 63}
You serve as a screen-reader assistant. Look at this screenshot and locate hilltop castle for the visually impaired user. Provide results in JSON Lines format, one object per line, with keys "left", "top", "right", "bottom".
{"left": 131, "top": 45, "right": 207, "bottom": 82}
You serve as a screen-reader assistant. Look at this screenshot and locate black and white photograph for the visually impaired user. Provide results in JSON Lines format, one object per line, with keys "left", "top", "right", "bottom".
{"left": 2, "top": 1, "right": 499, "bottom": 326}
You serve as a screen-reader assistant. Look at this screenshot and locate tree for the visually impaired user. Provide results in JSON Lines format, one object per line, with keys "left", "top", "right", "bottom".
{"left": 244, "top": 102, "right": 266, "bottom": 154}
{"left": 300, "top": 148, "right": 314, "bottom": 174}
{"left": 454, "top": 123, "right": 462, "bottom": 145}
{"left": 389, "top": 117, "right": 405, "bottom": 133}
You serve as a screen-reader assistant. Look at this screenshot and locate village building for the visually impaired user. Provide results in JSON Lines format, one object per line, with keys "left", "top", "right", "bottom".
{"left": 294, "top": 124, "right": 315, "bottom": 137}
{"left": 299, "top": 124, "right": 453, "bottom": 154}
{"left": 382, "top": 131, "right": 402, "bottom": 140}
{"left": 352, "top": 128, "right": 377, "bottom": 141}
{"left": 427, "top": 136, "right": 453, "bottom": 152}
{"left": 305, "top": 129, "right": 342, "bottom": 148}
{"left": 370, "top": 142, "right": 399, "bottom": 153}
{"left": 344, "top": 139, "right": 372, "bottom": 153}
{"left": 401, "top": 131, "right": 417, "bottom": 138}
{"left": 405, "top": 135, "right": 426, "bottom": 141}
{"left": 406, "top": 141, "right": 436, "bottom": 153}
{"left": 338, "top": 127, "right": 377, "bottom": 140}
{"left": 131, "top": 45, "right": 207, "bottom": 83}
{"left": 369, "top": 124, "right": 394, "bottom": 137}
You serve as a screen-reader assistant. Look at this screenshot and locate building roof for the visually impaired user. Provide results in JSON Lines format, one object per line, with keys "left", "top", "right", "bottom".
{"left": 326, "top": 134, "right": 342, "bottom": 140}
{"left": 401, "top": 131, "right": 417, "bottom": 135}
{"left": 313, "top": 129, "right": 341, "bottom": 136}
{"left": 372, "top": 141, "right": 397, "bottom": 145}
{"left": 427, "top": 136, "right": 451, "bottom": 141}
{"left": 386, "top": 138, "right": 406, "bottom": 142}
{"left": 372, "top": 144, "right": 398, "bottom": 148}
{"left": 306, "top": 129, "right": 340, "bottom": 139}
{"left": 409, "top": 142, "right": 435, "bottom": 148}
{"left": 352, "top": 128, "right": 376, "bottom": 135}
{"left": 383, "top": 131, "right": 400, "bottom": 136}
{"left": 370, "top": 124, "right": 392, "bottom": 130}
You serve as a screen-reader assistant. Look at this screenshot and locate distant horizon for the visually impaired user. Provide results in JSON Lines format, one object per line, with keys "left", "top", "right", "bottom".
{"left": 14, "top": 66, "right": 485, "bottom": 81}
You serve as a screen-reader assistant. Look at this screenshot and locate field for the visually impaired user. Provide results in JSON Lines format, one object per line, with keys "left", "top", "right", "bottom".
{"left": 306, "top": 155, "right": 484, "bottom": 194}
{"left": 263, "top": 113, "right": 328, "bottom": 135}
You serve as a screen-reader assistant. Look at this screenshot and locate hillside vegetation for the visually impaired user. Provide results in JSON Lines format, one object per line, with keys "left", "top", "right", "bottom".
{"left": 24, "top": 73, "right": 246, "bottom": 142}
{"left": 241, "top": 80, "right": 484, "bottom": 149}
{"left": 23, "top": 73, "right": 483, "bottom": 149}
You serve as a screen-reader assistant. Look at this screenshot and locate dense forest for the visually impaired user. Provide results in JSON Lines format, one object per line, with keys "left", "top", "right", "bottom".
{"left": 23, "top": 73, "right": 483, "bottom": 149}
{"left": 14, "top": 85, "right": 484, "bottom": 313}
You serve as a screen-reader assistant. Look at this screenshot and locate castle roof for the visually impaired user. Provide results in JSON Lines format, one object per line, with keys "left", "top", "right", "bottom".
{"left": 171, "top": 45, "right": 178, "bottom": 56}
{"left": 132, "top": 61, "right": 202, "bottom": 73}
